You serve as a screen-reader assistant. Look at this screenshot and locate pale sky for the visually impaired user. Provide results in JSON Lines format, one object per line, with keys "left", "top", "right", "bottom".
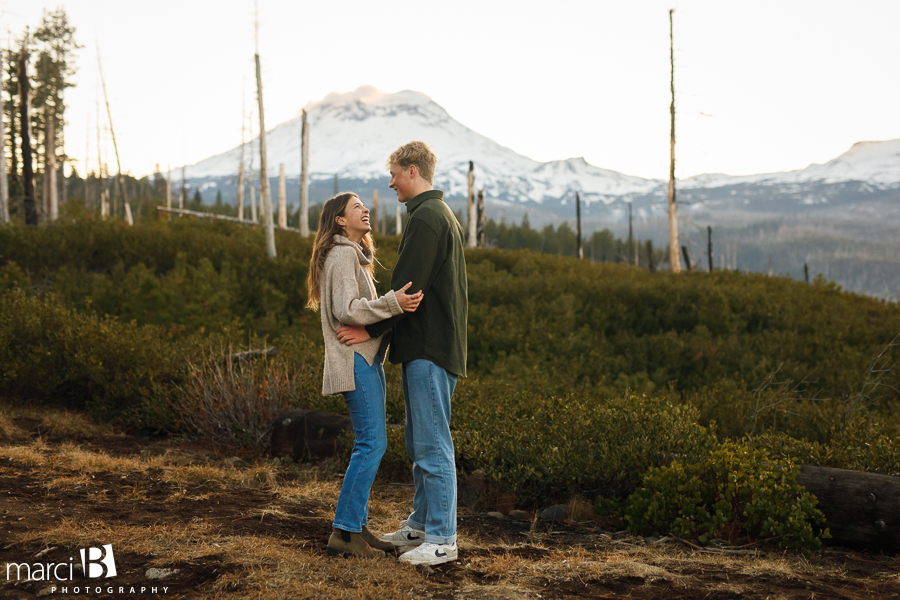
{"left": 2, "top": 0, "right": 899, "bottom": 180}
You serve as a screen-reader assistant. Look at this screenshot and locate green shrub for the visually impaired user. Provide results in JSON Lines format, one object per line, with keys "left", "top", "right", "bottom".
{"left": 449, "top": 390, "right": 717, "bottom": 505}
{"left": 0, "top": 289, "right": 187, "bottom": 422}
{"left": 625, "top": 442, "right": 828, "bottom": 553}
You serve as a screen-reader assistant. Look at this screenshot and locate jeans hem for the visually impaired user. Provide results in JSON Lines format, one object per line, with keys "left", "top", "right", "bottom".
{"left": 331, "top": 522, "right": 362, "bottom": 534}
{"left": 424, "top": 534, "right": 457, "bottom": 545}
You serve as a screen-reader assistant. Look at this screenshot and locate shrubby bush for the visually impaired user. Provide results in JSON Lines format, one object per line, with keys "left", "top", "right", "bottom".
{"left": 625, "top": 442, "right": 829, "bottom": 553}
{"left": 0, "top": 289, "right": 186, "bottom": 422}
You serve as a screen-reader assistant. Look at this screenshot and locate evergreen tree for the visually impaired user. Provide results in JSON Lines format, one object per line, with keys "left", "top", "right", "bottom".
{"left": 31, "top": 8, "right": 81, "bottom": 181}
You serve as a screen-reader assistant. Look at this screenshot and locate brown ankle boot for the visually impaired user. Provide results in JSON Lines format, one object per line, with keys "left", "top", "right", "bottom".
{"left": 360, "top": 526, "right": 395, "bottom": 552}
{"left": 327, "top": 528, "right": 386, "bottom": 559}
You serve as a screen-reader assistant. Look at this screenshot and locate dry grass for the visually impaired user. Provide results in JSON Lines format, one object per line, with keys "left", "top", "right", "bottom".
{"left": 0, "top": 400, "right": 114, "bottom": 438}
{"left": 2, "top": 411, "right": 898, "bottom": 600}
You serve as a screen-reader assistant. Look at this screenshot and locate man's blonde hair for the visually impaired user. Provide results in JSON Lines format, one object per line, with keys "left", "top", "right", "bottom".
{"left": 387, "top": 141, "right": 436, "bottom": 184}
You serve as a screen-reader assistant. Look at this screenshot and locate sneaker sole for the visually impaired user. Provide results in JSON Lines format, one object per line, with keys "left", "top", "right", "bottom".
{"left": 399, "top": 553, "right": 457, "bottom": 566}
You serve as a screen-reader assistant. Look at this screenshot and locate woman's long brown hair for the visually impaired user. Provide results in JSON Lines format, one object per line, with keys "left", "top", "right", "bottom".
{"left": 306, "top": 192, "right": 377, "bottom": 311}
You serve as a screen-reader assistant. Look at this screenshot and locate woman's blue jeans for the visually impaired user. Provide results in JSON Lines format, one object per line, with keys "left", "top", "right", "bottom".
{"left": 332, "top": 352, "right": 387, "bottom": 533}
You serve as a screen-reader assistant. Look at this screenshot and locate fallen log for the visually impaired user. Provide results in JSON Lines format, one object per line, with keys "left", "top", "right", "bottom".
{"left": 227, "top": 346, "right": 278, "bottom": 364}
{"left": 796, "top": 465, "right": 900, "bottom": 552}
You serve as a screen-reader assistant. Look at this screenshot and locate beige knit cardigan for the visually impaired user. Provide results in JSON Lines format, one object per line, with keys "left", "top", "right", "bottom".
{"left": 319, "top": 235, "right": 403, "bottom": 395}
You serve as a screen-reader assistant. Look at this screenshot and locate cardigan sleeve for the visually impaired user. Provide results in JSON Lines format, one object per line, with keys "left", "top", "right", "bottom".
{"left": 326, "top": 252, "right": 403, "bottom": 326}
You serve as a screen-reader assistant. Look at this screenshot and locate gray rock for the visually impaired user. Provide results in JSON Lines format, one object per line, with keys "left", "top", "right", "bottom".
{"left": 540, "top": 504, "right": 567, "bottom": 521}
{"left": 145, "top": 567, "right": 181, "bottom": 579}
{"left": 486, "top": 511, "right": 505, "bottom": 519}
{"left": 225, "top": 456, "right": 250, "bottom": 469}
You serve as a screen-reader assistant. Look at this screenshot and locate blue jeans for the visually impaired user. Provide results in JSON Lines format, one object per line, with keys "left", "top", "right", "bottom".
{"left": 332, "top": 352, "right": 387, "bottom": 533}
{"left": 402, "top": 359, "right": 458, "bottom": 544}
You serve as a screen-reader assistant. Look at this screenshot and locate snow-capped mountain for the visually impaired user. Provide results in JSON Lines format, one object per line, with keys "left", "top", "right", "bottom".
{"left": 682, "top": 139, "right": 900, "bottom": 189}
{"left": 182, "top": 86, "right": 660, "bottom": 208}
{"left": 180, "top": 86, "right": 900, "bottom": 220}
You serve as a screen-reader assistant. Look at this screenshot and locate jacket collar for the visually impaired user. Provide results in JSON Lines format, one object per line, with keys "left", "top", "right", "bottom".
{"left": 405, "top": 189, "right": 444, "bottom": 214}
{"left": 333, "top": 234, "right": 373, "bottom": 266}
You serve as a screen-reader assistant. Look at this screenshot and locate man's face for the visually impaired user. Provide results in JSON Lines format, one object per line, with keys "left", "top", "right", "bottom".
{"left": 389, "top": 163, "right": 415, "bottom": 203}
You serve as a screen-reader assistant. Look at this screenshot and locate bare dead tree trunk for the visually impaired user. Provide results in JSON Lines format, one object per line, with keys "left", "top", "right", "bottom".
{"left": 166, "top": 164, "right": 172, "bottom": 221}
{"left": 47, "top": 117, "right": 58, "bottom": 221}
{"left": 180, "top": 162, "right": 185, "bottom": 216}
{"left": 647, "top": 239, "right": 656, "bottom": 273}
{"left": 576, "top": 192, "right": 583, "bottom": 259}
{"left": 278, "top": 163, "right": 287, "bottom": 228}
{"left": 19, "top": 44, "right": 37, "bottom": 226}
{"left": 667, "top": 9, "right": 681, "bottom": 272}
{"left": 707, "top": 225, "right": 713, "bottom": 272}
{"left": 0, "top": 71, "right": 8, "bottom": 224}
{"left": 477, "top": 189, "right": 485, "bottom": 248}
{"left": 467, "top": 161, "right": 476, "bottom": 248}
{"left": 804, "top": 263, "right": 809, "bottom": 284}
{"left": 98, "top": 46, "right": 127, "bottom": 219}
{"left": 372, "top": 189, "right": 379, "bottom": 234}
{"left": 96, "top": 95, "right": 104, "bottom": 218}
{"left": 681, "top": 245, "right": 692, "bottom": 271}
{"left": 124, "top": 199, "right": 133, "bottom": 225}
{"left": 249, "top": 111, "right": 257, "bottom": 222}
{"left": 255, "top": 52, "right": 276, "bottom": 259}
{"left": 58, "top": 159, "right": 66, "bottom": 208}
{"left": 299, "top": 108, "right": 309, "bottom": 235}
{"left": 238, "top": 98, "right": 245, "bottom": 221}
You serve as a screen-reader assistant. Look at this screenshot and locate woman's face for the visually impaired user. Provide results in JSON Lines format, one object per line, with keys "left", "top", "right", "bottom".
{"left": 337, "top": 196, "right": 370, "bottom": 240}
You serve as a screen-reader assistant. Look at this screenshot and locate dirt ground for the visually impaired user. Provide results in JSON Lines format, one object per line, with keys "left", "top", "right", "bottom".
{"left": 1, "top": 415, "right": 898, "bottom": 600}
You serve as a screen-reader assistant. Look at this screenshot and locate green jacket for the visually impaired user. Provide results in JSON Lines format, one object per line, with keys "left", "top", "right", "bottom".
{"left": 365, "top": 190, "right": 468, "bottom": 377}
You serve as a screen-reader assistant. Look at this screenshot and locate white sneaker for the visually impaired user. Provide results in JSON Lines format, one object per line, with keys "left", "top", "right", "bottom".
{"left": 378, "top": 520, "right": 425, "bottom": 547}
{"left": 398, "top": 542, "right": 458, "bottom": 566}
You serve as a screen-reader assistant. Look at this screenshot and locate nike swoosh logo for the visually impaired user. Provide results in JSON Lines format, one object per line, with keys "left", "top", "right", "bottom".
{"left": 435, "top": 550, "right": 447, "bottom": 557}
{"left": 406, "top": 533, "right": 420, "bottom": 540}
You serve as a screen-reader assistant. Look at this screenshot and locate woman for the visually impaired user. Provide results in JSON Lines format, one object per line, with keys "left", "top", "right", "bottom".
{"left": 307, "top": 192, "right": 422, "bottom": 559}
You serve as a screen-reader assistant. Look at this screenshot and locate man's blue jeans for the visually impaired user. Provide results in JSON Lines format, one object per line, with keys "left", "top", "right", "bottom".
{"left": 332, "top": 352, "right": 387, "bottom": 533}
{"left": 402, "top": 359, "right": 458, "bottom": 544}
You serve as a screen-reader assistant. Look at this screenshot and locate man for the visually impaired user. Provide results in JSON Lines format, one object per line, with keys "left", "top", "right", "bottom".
{"left": 336, "top": 140, "right": 467, "bottom": 566}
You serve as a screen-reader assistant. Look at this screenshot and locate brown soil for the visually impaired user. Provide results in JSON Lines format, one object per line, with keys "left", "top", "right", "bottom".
{"left": 1, "top": 424, "right": 898, "bottom": 600}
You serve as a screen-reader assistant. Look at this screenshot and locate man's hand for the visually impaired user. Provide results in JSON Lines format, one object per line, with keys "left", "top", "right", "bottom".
{"left": 336, "top": 325, "right": 371, "bottom": 346}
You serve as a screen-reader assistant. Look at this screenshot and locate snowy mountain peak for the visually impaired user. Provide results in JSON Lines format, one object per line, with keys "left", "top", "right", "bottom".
{"left": 301, "top": 86, "right": 450, "bottom": 126}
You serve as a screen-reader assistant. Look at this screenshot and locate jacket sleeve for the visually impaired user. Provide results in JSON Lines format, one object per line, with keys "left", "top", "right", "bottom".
{"left": 365, "top": 216, "right": 445, "bottom": 338}
{"left": 327, "top": 256, "right": 404, "bottom": 326}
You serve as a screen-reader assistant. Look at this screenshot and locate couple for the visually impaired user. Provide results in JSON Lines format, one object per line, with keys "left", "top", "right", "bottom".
{"left": 305, "top": 141, "right": 467, "bottom": 566}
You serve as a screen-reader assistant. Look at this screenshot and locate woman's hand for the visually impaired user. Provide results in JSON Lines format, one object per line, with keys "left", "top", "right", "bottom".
{"left": 395, "top": 282, "right": 423, "bottom": 312}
